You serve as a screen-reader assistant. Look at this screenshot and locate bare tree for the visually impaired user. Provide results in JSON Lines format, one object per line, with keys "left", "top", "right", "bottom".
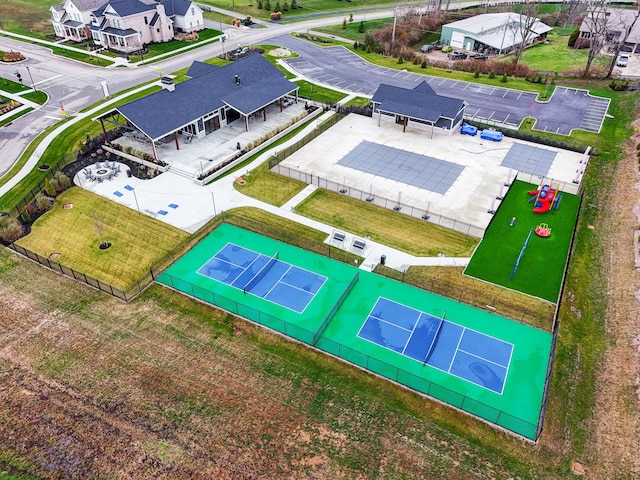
{"left": 579, "top": 0, "right": 616, "bottom": 77}
{"left": 512, "top": 0, "right": 543, "bottom": 66}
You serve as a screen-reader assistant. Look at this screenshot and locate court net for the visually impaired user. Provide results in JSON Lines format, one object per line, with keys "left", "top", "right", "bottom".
{"left": 423, "top": 311, "right": 446, "bottom": 365}
{"left": 244, "top": 252, "right": 279, "bottom": 294}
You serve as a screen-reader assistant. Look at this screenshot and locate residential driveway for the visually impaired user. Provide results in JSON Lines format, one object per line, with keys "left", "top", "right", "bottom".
{"left": 273, "top": 35, "right": 610, "bottom": 135}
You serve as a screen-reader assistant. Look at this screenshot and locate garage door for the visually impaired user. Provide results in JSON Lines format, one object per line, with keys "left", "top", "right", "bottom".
{"left": 451, "top": 31, "right": 464, "bottom": 49}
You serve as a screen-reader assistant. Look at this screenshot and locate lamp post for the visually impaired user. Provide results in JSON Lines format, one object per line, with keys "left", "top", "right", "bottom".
{"left": 25, "top": 65, "right": 36, "bottom": 93}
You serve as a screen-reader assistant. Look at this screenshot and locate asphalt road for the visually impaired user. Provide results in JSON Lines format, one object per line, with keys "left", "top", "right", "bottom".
{"left": 273, "top": 35, "right": 610, "bottom": 135}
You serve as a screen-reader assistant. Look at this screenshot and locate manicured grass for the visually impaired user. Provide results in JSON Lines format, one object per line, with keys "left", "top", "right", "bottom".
{"left": 16, "top": 188, "right": 189, "bottom": 289}
{"left": 315, "top": 17, "right": 393, "bottom": 41}
{"left": 0, "top": 78, "right": 32, "bottom": 94}
{"left": 235, "top": 162, "right": 308, "bottom": 206}
{"left": 21, "top": 90, "right": 47, "bottom": 104}
{"left": 49, "top": 46, "right": 115, "bottom": 67}
{"left": 295, "top": 188, "right": 478, "bottom": 257}
{"left": 0, "top": 107, "right": 33, "bottom": 128}
{"left": 464, "top": 180, "right": 580, "bottom": 303}
{"left": 296, "top": 80, "right": 348, "bottom": 103}
{"left": 501, "top": 32, "right": 611, "bottom": 73}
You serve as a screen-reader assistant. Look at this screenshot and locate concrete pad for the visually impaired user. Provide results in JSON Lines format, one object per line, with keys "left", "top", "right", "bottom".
{"left": 276, "top": 114, "right": 585, "bottom": 237}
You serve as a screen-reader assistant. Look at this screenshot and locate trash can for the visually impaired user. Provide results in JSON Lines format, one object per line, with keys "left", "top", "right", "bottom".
{"left": 380, "top": 255, "right": 386, "bottom": 266}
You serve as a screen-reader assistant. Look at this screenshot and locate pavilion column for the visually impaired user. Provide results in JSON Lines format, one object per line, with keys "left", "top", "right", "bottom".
{"left": 150, "top": 140, "right": 158, "bottom": 162}
{"left": 244, "top": 115, "right": 249, "bottom": 131}
{"left": 403, "top": 116, "right": 408, "bottom": 132}
{"left": 263, "top": 108, "right": 266, "bottom": 121}
{"left": 280, "top": 98, "right": 283, "bottom": 112}
{"left": 99, "top": 118, "right": 109, "bottom": 145}
{"left": 173, "top": 131, "right": 180, "bottom": 150}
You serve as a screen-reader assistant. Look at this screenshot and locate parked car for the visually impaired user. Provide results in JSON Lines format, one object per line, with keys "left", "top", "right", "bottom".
{"left": 447, "top": 51, "right": 468, "bottom": 60}
{"left": 617, "top": 53, "right": 630, "bottom": 67}
{"left": 442, "top": 45, "right": 453, "bottom": 53}
{"left": 420, "top": 44, "right": 433, "bottom": 53}
{"left": 431, "top": 41, "right": 444, "bottom": 50}
{"left": 471, "top": 53, "right": 489, "bottom": 60}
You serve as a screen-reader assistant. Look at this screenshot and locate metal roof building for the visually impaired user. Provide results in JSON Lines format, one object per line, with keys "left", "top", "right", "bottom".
{"left": 440, "top": 12, "right": 552, "bottom": 54}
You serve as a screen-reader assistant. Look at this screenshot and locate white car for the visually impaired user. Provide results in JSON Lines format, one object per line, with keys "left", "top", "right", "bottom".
{"left": 617, "top": 54, "right": 630, "bottom": 67}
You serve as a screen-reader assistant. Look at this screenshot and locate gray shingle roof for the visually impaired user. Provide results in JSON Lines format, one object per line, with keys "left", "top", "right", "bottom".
{"left": 160, "top": 0, "right": 191, "bottom": 16}
{"left": 116, "top": 55, "right": 298, "bottom": 140}
{"left": 371, "top": 84, "right": 464, "bottom": 123}
{"left": 73, "top": 0, "right": 108, "bottom": 11}
{"left": 101, "top": 26, "right": 138, "bottom": 36}
{"left": 106, "top": 0, "right": 156, "bottom": 17}
{"left": 185, "top": 61, "right": 219, "bottom": 78}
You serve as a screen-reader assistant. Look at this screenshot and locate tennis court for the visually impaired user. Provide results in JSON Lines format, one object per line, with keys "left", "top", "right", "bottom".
{"left": 197, "top": 243, "right": 326, "bottom": 313}
{"left": 157, "top": 224, "right": 552, "bottom": 440}
{"left": 359, "top": 297, "right": 512, "bottom": 394}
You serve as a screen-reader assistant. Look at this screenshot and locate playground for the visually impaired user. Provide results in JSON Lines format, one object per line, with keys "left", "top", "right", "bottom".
{"left": 464, "top": 180, "right": 581, "bottom": 303}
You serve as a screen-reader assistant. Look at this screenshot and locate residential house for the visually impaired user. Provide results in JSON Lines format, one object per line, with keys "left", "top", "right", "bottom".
{"left": 578, "top": 8, "right": 640, "bottom": 54}
{"left": 50, "top": 0, "right": 108, "bottom": 42}
{"left": 88, "top": 0, "right": 204, "bottom": 54}
{"left": 370, "top": 82, "right": 467, "bottom": 137}
{"left": 440, "top": 12, "right": 552, "bottom": 54}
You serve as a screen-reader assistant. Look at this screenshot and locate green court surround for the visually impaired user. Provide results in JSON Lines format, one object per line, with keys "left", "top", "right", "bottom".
{"left": 157, "top": 224, "right": 553, "bottom": 440}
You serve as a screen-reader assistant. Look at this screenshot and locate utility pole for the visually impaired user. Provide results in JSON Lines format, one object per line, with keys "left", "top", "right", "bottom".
{"left": 25, "top": 65, "right": 36, "bottom": 93}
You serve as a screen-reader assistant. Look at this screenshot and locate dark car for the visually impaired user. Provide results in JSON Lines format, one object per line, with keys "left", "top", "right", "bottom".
{"left": 431, "top": 41, "right": 444, "bottom": 50}
{"left": 447, "top": 51, "right": 468, "bottom": 60}
{"left": 471, "top": 53, "right": 489, "bottom": 60}
{"left": 420, "top": 44, "right": 433, "bottom": 53}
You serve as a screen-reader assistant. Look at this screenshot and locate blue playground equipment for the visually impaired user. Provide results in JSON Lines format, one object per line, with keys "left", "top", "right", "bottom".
{"left": 510, "top": 228, "right": 533, "bottom": 281}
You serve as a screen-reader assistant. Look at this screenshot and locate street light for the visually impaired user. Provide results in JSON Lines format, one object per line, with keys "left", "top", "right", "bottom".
{"left": 25, "top": 65, "right": 36, "bottom": 93}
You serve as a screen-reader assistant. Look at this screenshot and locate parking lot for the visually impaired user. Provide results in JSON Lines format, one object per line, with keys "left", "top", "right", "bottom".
{"left": 274, "top": 35, "right": 611, "bottom": 135}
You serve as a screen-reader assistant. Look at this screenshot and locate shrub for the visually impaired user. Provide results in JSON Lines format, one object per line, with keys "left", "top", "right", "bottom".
{"left": 257, "top": 0, "right": 262, "bottom": 8}
{"left": 35, "top": 193, "right": 53, "bottom": 212}
{"left": 44, "top": 178, "right": 56, "bottom": 197}
{"left": 489, "top": 71, "right": 496, "bottom": 79}
{"left": 412, "top": 57, "right": 419, "bottom": 65}
{"left": 359, "top": 20, "right": 365, "bottom": 33}
{"left": 49, "top": 178, "right": 60, "bottom": 193}
{"left": 274, "top": 0, "right": 281, "bottom": 11}
{"left": 353, "top": 41, "right": 359, "bottom": 49}
{"left": 349, "top": 13, "right": 353, "bottom": 23}
{"left": 421, "top": 60, "right": 427, "bottom": 68}
{"left": 342, "top": 19, "right": 347, "bottom": 29}
{"left": 567, "top": 29, "right": 580, "bottom": 48}
{"left": 0, "top": 218, "right": 23, "bottom": 243}
{"left": 366, "top": 45, "right": 372, "bottom": 53}
{"left": 290, "top": 0, "right": 297, "bottom": 8}
{"left": 473, "top": 70, "right": 480, "bottom": 78}
{"left": 397, "top": 55, "right": 404, "bottom": 64}
{"left": 54, "top": 171, "right": 71, "bottom": 190}
{"left": 500, "top": 74, "right": 508, "bottom": 83}
{"left": 282, "top": 1, "right": 289, "bottom": 10}
{"left": 20, "top": 210, "right": 31, "bottom": 224}
{"left": 264, "top": 0, "right": 271, "bottom": 10}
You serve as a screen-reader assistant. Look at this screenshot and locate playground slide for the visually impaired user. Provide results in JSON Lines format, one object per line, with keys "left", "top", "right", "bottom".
{"left": 533, "top": 201, "right": 552, "bottom": 214}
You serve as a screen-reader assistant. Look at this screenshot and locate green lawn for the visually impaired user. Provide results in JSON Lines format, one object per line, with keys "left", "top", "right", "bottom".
{"left": 501, "top": 32, "right": 611, "bottom": 73}
{"left": 16, "top": 188, "right": 189, "bottom": 289}
{"left": 464, "top": 180, "right": 580, "bottom": 303}
{"left": 295, "top": 188, "right": 478, "bottom": 257}
{"left": 235, "top": 162, "right": 308, "bottom": 206}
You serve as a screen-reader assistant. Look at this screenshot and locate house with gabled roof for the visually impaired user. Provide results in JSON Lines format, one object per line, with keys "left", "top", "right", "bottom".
{"left": 371, "top": 82, "right": 467, "bottom": 137}
{"left": 50, "top": 0, "right": 107, "bottom": 42}
{"left": 88, "top": 0, "right": 203, "bottom": 54}
{"left": 96, "top": 55, "right": 299, "bottom": 162}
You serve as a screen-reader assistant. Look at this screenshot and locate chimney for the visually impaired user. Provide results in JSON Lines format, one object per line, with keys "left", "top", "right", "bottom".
{"left": 235, "top": 75, "right": 241, "bottom": 85}
{"left": 161, "top": 76, "right": 175, "bottom": 92}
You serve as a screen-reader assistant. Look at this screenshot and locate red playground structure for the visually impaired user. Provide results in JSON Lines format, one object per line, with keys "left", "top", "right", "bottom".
{"left": 528, "top": 183, "right": 561, "bottom": 213}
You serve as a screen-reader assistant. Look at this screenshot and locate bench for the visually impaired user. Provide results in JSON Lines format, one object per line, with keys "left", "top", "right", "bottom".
{"left": 352, "top": 239, "right": 366, "bottom": 251}
{"left": 332, "top": 231, "right": 346, "bottom": 243}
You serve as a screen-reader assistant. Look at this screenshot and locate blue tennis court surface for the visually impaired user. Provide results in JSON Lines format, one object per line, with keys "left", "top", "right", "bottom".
{"left": 197, "top": 243, "right": 327, "bottom": 313}
{"left": 358, "top": 298, "right": 513, "bottom": 394}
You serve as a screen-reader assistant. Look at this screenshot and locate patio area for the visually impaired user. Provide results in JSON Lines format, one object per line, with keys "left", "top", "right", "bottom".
{"left": 113, "top": 102, "right": 307, "bottom": 180}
